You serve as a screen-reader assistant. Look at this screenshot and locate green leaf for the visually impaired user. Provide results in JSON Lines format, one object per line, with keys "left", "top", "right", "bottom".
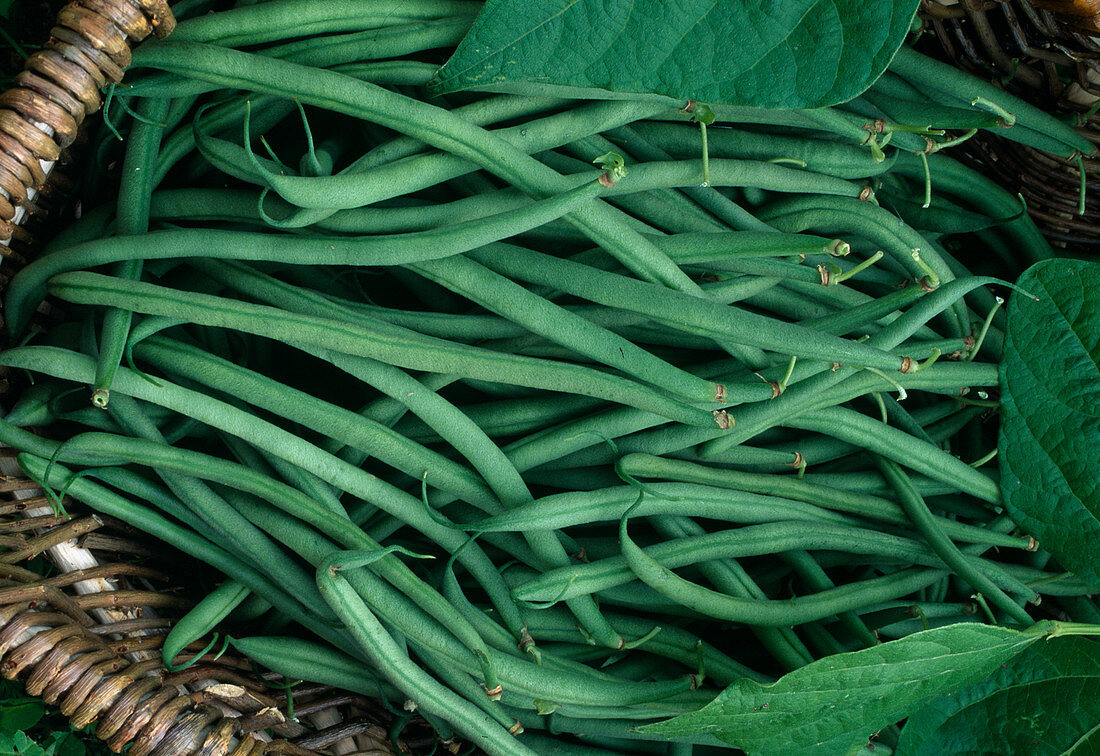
{"left": 11, "top": 732, "right": 47, "bottom": 756}
{"left": 999, "top": 258, "right": 1100, "bottom": 588}
{"left": 0, "top": 702, "right": 44, "bottom": 735}
{"left": 637, "top": 623, "right": 1042, "bottom": 755}
{"left": 897, "top": 637, "right": 1100, "bottom": 755}
{"left": 44, "top": 733, "right": 84, "bottom": 756}
{"left": 430, "top": 0, "right": 921, "bottom": 108}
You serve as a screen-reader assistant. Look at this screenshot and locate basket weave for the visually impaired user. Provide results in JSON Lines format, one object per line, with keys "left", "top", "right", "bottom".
{"left": 0, "top": 2, "right": 403, "bottom": 754}
{"left": 918, "top": 0, "right": 1100, "bottom": 250}
{"left": 16, "top": 2, "right": 1097, "bottom": 754}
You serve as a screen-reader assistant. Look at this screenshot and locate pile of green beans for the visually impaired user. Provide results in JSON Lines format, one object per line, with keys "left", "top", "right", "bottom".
{"left": 1, "top": 3, "right": 1094, "bottom": 754}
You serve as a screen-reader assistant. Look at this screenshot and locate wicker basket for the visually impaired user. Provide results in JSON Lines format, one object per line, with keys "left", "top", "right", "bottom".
{"left": 918, "top": 0, "right": 1100, "bottom": 250}
{"left": 6, "top": 2, "right": 1093, "bottom": 754}
{"left": 0, "top": 2, "right": 406, "bottom": 754}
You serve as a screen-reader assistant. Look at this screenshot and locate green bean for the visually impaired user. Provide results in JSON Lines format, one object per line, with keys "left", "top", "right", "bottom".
{"left": 606, "top": 124, "right": 779, "bottom": 233}
{"left": 51, "top": 426, "right": 522, "bottom": 685}
{"left": 470, "top": 244, "right": 906, "bottom": 371}
{"left": 514, "top": 708, "right": 722, "bottom": 748}
{"left": 548, "top": 360, "right": 997, "bottom": 472}
{"left": 441, "top": 565, "right": 662, "bottom": 692}
{"left": 413, "top": 643, "right": 527, "bottom": 731}
{"left": 697, "top": 275, "right": 1007, "bottom": 459}
{"left": 458, "top": 482, "right": 855, "bottom": 534}
{"left": 620, "top": 508, "right": 949, "bottom": 626}
{"left": 218, "top": 433, "right": 344, "bottom": 518}
{"left": 128, "top": 42, "right": 711, "bottom": 292}
{"left": 0, "top": 346, "right": 529, "bottom": 649}
{"left": 780, "top": 550, "right": 878, "bottom": 647}
{"left": 6, "top": 175, "right": 608, "bottom": 336}
{"left": 741, "top": 285, "right": 833, "bottom": 321}
{"left": 758, "top": 195, "right": 959, "bottom": 299}
{"left": 315, "top": 187, "right": 539, "bottom": 234}
{"left": 171, "top": 0, "right": 480, "bottom": 46}
{"left": 334, "top": 555, "right": 709, "bottom": 707}
{"left": 616, "top": 454, "right": 1028, "bottom": 548}
{"left": 995, "top": 567, "right": 1094, "bottom": 597}
{"left": 860, "top": 90, "right": 1000, "bottom": 132}
{"left": 128, "top": 17, "right": 473, "bottom": 100}
{"left": 624, "top": 121, "right": 897, "bottom": 180}
{"left": 414, "top": 256, "right": 725, "bottom": 402}
{"left": 211, "top": 454, "right": 344, "bottom": 556}
{"left": 814, "top": 106, "right": 931, "bottom": 154}
{"left": 162, "top": 578, "right": 249, "bottom": 669}
{"left": 133, "top": 336, "right": 500, "bottom": 511}
{"left": 9, "top": 445, "right": 342, "bottom": 647}
{"left": 283, "top": 101, "right": 572, "bottom": 228}
{"left": 649, "top": 102, "right": 926, "bottom": 154}
{"left": 193, "top": 97, "right": 663, "bottom": 212}
{"left": 200, "top": 255, "right": 723, "bottom": 405}
{"left": 80, "top": 465, "right": 228, "bottom": 546}
{"left": 93, "top": 99, "right": 170, "bottom": 408}
{"left": 270, "top": 16, "right": 476, "bottom": 68}
{"left": 499, "top": 686, "right": 705, "bottom": 721}
{"left": 49, "top": 273, "right": 717, "bottom": 427}
{"left": 503, "top": 404, "right": 710, "bottom": 482}
{"left": 784, "top": 407, "right": 1000, "bottom": 503}
{"left": 562, "top": 134, "right": 725, "bottom": 233}
{"left": 868, "top": 69, "right": 964, "bottom": 110}
{"left": 514, "top": 519, "right": 991, "bottom": 605}
{"left": 515, "top": 733, "right": 654, "bottom": 756}
{"left": 310, "top": 346, "right": 629, "bottom": 648}
{"left": 889, "top": 46, "right": 1095, "bottom": 157}
{"left": 329, "top": 371, "right": 461, "bottom": 470}
{"left": 801, "top": 471, "right": 958, "bottom": 499}
{"left": 651, "top": 515, "right": 814, "bottom": 671}
{"left": 396, "top": 394, "right": 603, "bottom": 442}
{"left": 203, "top": 93, "right": 573, "bottom": 230}
{"left": 229, "top": 634, "right": 403, "bottom": 703}
{"left": 569, "top": 157, "right": 872, "bottom": 203}
{"left": 330, "top": 300, "right": 523, "bottom": 342}
{"left": 891, "top": 152, "right": 1053, "bottom": 264}
{"left": 874, "top": 456, "right": 1034, "bottom": 625}
{"left": 154, "top": 95, "right": 297, "bottom": 186}
{"left": 104, "top": 394, "right": 326, "bottom": 609}
{"left": 316, "top": 559, "right": 539, "bottom": 756}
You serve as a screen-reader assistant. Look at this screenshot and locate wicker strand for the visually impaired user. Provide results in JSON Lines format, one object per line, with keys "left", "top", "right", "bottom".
{"left": 919, "top": 0, "right": 1100, "bottom": 249}
{"left": 0, "top": 468, "right": 411, "bottom": 754}
{"left": 0, "top": 0, "right": 175, "bottom": 244}
{"left": 0, "top": 541, "right": 357, "bottom": 755}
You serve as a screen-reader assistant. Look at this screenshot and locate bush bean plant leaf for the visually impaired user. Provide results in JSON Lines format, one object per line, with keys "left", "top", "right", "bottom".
{"left": 896, "top": 636, "right": 1100, "bottom": 755}
{"left": 430, "top": 0, "right": 922, "bottom": 108}
{"left": 637, "top": 623, "right": 1046, "bottom": 754}
{"left": 0, "top": 731, "right": 87, "bottom": 756}
{"left": 999, "top": 258, "right": 1100, "bottom": 589}
{"left": 0, "top": 700, "right": 44, "bottom": 735}
{"left": 0, "top": 662, "right": 101, "bottom": 756}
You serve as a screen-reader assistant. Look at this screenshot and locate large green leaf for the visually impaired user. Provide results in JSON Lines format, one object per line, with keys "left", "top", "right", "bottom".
{"left": 0, "top": 702, "right": 43, "bottom": 736}
{"left": 637, "top": 624, "right": 1042, "bottom": 755}
{"left": 897, "top": 636, "right": 1100, "bottom": 755}
{"left": 429, "top": 0, "right": 921, "bottom": 108}
{"left": 999, "top": 259, "right": 1100, "bottom": 588}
